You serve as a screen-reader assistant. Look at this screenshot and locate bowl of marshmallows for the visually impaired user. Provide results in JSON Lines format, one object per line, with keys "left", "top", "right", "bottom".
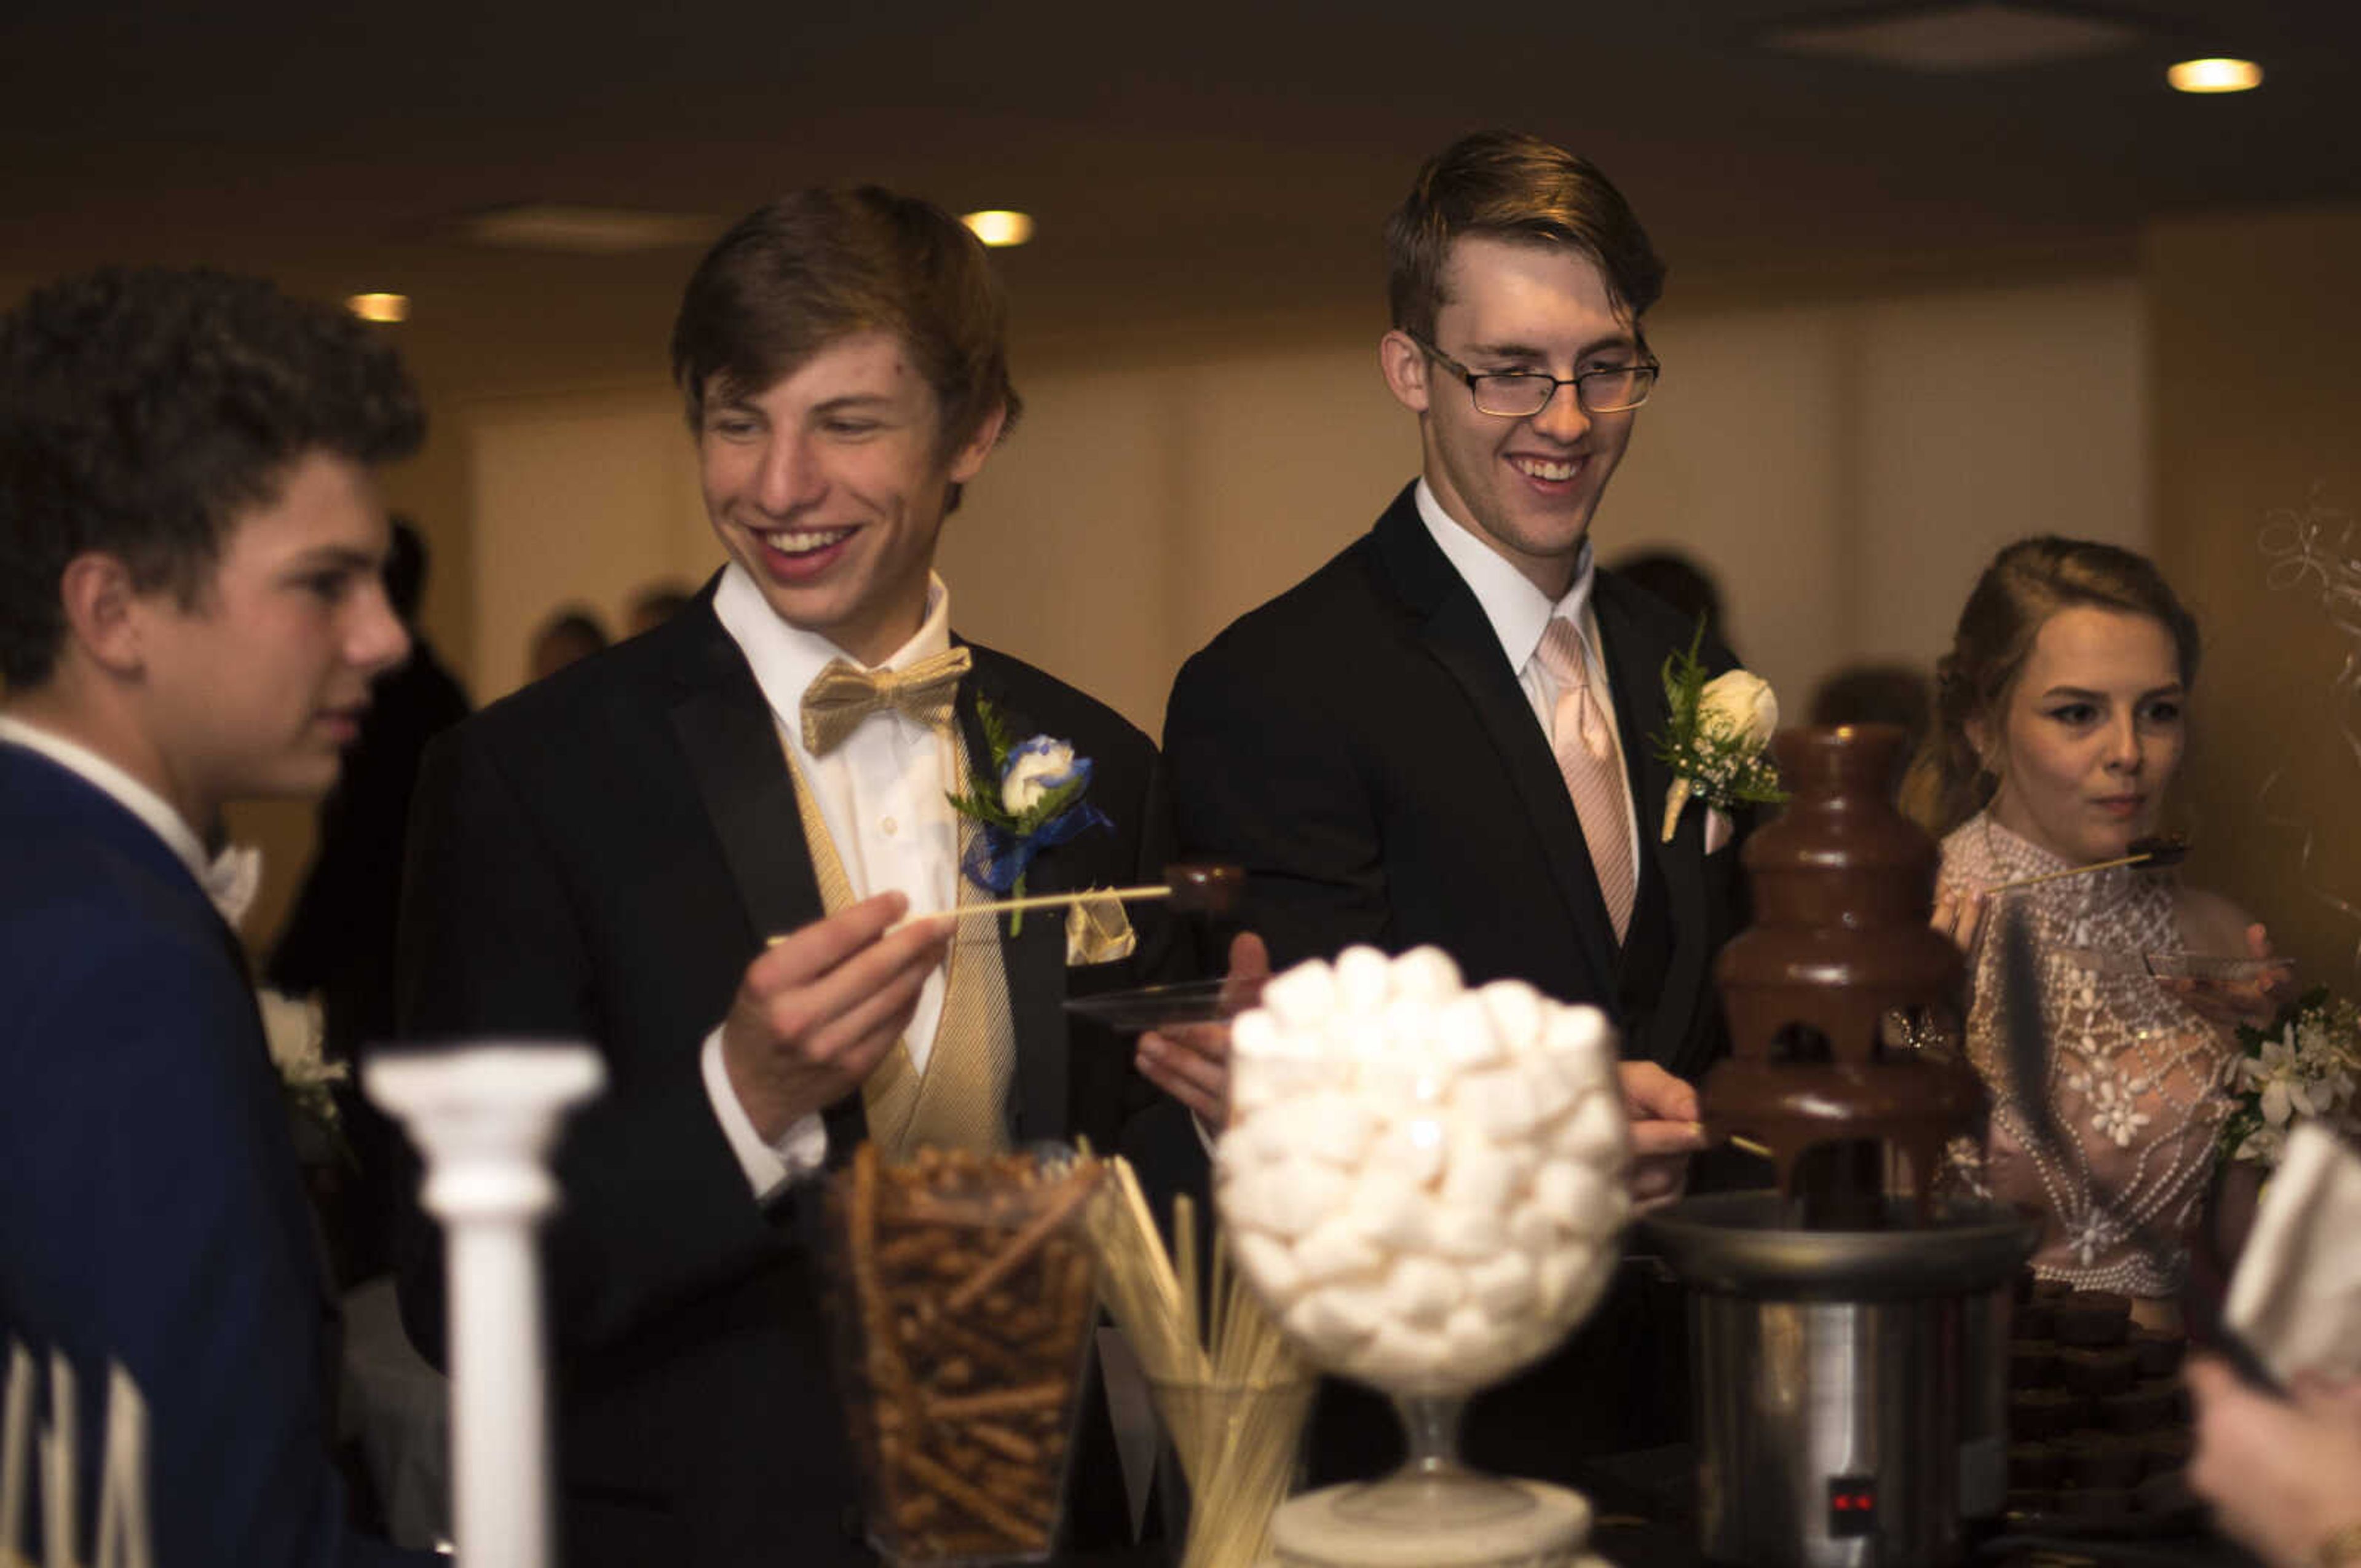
{"left": 1214, "top": 944, "right": 1632, "bottom": 1398}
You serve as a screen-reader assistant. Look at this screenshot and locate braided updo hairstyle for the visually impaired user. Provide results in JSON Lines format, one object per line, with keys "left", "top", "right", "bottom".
{"left": 1899, "top": 536, "right": 2201, "bottom": 837}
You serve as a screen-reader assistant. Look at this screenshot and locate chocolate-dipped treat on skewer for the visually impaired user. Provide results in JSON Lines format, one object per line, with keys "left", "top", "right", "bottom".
{"left": 930, "top": 861, "right": 1243, "bottom": 926}
{"left": 779, "top": 863, "right": 1245, "bottom": 945}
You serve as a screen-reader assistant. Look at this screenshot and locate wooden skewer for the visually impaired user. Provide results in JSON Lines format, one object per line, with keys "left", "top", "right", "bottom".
{"left": 1986, "top": 849, "right": 2161, "bottom": 894}
{"left": 942, "top": 883, "right": 1174, "bottom": 923}
{"left": 1728, "top": 1133, "right": 1774, "bottom": 1160}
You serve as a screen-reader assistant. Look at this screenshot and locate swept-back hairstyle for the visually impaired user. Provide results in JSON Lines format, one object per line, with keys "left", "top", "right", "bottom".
{"left": 1899, "top": 535, "right": 2202, "bottom": 836}
{"left": 670, "top": 186, "right": 1021, "bottom": 457}
{"left": 1386, "top": 128, "right": 1667, "bottom": 345}
{"left": 0, "top": 266, "right": 424, "bottom": 687}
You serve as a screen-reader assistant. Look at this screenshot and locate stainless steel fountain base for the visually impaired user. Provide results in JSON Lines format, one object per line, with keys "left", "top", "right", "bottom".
{"left": 1643, "top": 1194, "right": 2037, "bottom": 1568}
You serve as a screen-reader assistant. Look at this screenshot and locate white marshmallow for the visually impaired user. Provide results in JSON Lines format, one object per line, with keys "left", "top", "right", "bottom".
{"left": 1467, "top": 1248, "right": 1538, "bottom": 1318}
{"left": 1230, "top": 1008, "right": 1285, "bottom": 1061}
{"left": 1292, "top": 1216, "right": 1388, "bottom": 1286}
{"left": 1439, "top": 1129, "right": 1521, "bottom": 1212}
{"left": 1533, "top": 1241, "right": 1599, "bottom": 1316}
{"left": 1433, "top": 993, "right": 1506, "bottom": 1070}
{"left": 1356, "top": 1055, "right": 1448, "bottom": 1108}
{"left": 1380, "top": 1254, "right": 1464, "bottom": 1327}
{"left": 1252, "top": 1089, "right": 1378, "bottom": 1168}
{"left": 1353, "top": 1322, "right": 1452, "bottom": 1385}
{"left": 1347, "top": 1169, "right": 1436, "bottom": 1253}
{"left": 1533, "top": 1157, "right": 1613, "bottom": 1229}
{"left": 1288, "top": 1283, "right": 1383, "bottom": 1352}
{"left": 1541, "top": 1004, "right": 1618, "bottom": 1089}
{"left": 1454, "top": 1066, "right": 1546, "bottom": 1141}
{"left": 1261, "top": 960, "right": 1338, "bottom": 1032}
{"left": 1554, "top": 1087, "right": 1628, "bottom": 1165}
{"left": 1477, "top": 980, "right": 1546, "bottom": 1054}
{"left": 1333, "top": 945, "right": 1394, "bottom": 1014}
{"left": 1442, "top": 1301, "right": 1503, "bottom": 1366}
{"left": 1391, "top": 945, "right": 1464, "bottom": 1004}
{"left": 1224, "top": 1156, "right": 1353, "bottom": 1240}
{"left": 1228, "top": 1229, "right": 1305, "bottom": 1306}
{"left": 1425, "top": 1204, "right": 1508, "bottom": 1259}
{"left": 1507, "top": 1199, "right": 1561, "bottom": 1253}
{"left": 1371, "top": 1115, "right": 1450, "bottom": 1188}
{"left": 1325, "top": 1012, "right": 1395, "bottom": 1061}
{"left": 1516, "top": 1060, "right": 1578, "bottom": 1135}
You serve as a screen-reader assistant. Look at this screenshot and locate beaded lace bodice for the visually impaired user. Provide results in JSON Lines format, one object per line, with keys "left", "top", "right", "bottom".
{"left": 1941, "top": 814, "right": 2232, "bottom": 1296}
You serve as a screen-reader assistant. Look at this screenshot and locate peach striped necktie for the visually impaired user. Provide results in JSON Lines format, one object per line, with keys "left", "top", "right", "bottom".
{"left": 1534, "top": 617, "right": 1635, "bottom": 944}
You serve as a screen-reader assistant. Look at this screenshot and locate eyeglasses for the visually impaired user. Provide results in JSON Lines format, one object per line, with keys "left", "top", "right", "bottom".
{"left": 1410, "top": 333, "right": 1660, "bottom": 417}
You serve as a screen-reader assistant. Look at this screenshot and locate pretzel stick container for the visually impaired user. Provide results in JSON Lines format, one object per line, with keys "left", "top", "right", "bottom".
{"left": 824, "top": 1144, "right": 1105, "bottom": 1566}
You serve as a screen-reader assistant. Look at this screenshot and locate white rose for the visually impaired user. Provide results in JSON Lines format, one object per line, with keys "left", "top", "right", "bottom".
{"left": 1001, "top": 738, "right": 1080, "bottom": 814}
{"left": 1698, "top": 669, "right": 1778, "bottom": 745}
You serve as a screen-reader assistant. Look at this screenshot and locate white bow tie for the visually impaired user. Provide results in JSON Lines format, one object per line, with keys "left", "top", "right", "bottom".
{"left": 202, "top": 843, "right": 263, "bottom": 927}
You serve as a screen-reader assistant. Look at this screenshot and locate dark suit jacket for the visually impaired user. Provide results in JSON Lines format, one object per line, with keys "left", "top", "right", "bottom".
{"left": 0, "top": 743, "right": 426, "bottom": 1567}
{"left": 1162, "top": 482, "right": 1757, "bottom": 1478}
{"left": 394, "top": 591, "right": 1188, "bottom": 1567}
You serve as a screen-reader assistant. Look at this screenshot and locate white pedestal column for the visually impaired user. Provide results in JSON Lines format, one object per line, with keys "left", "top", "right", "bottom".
{"left": 366, "top": 1045, "right": 604, "bottom": 1568}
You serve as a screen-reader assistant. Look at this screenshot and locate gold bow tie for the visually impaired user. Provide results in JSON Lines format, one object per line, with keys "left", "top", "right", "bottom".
{"left": 799, "top": 646, "right": 973, "bottom": 755}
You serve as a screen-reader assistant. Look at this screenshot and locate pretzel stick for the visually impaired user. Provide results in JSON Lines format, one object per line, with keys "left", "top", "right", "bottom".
{"left": 896, "top": 1448, "right": 1045, "bottom": 1545}
{"left": 941, "top": 1166, "right": 1101, "bottom": 1315}
{"left": 924, "top": 1382, "right": 1070, "bottom": 1420}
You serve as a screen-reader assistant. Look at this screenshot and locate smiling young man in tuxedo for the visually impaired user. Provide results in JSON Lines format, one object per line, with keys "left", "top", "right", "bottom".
{"left": 394, "top": 187, "right": 1194, "bottom": 1566}
{"left": 1161, "top": 130, "right": 1758, "bottom": 1479}
{"left": 0, "top": 267, "right": 433, "bottom": 1565}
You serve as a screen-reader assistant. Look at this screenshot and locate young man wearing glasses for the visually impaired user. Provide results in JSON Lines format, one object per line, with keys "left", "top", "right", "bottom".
{"left": 1157, "top": 130, "right": 1755, "bottom": 1480}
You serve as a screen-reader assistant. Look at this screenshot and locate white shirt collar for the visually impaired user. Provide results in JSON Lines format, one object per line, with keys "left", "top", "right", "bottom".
{"left": 1412, "top": 478, "right": 1597, "bottom": 671}
{"left": 0, "top": 713, "right": 262, "bottom": 926}
{"left": 712, "top": 564, "right": 955, "bottom": 730}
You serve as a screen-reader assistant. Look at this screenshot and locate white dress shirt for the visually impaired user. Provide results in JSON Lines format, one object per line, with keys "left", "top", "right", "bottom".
{"left": 0, "top": 713, "right": 262, "bottom": 926}
{"left": 1412, "top": 479, "right": 1642, "bottom": 875}
{"left": 699, "top": 564, "right": 963, "bottom": 1197}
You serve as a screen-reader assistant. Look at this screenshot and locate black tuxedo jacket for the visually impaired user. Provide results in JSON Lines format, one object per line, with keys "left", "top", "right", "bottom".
{"left": 1163, "top": 482, "right": 1757, "bottom": 1476}
{"left": 394, "top": 590, "right": 1187, "bottom": 1566}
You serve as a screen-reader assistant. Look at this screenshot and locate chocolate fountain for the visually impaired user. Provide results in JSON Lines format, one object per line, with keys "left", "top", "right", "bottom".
{"left": 1643, "top": 726, "right": 2038, "bottom": 1568}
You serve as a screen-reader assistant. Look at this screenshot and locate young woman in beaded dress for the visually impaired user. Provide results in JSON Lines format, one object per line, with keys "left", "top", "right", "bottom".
{"left": 1902, "top": 537, "right": 2290, "bottom": 1328}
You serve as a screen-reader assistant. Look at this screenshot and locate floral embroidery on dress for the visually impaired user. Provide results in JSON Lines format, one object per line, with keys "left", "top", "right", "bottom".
{"left": 1942, "top": 814, "right": 2233, "bottom": 1296}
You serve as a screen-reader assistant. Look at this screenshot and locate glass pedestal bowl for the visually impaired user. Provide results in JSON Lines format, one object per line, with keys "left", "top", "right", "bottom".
{"left": 1212, "top": 945, "right": 1637, "bottom": 1567}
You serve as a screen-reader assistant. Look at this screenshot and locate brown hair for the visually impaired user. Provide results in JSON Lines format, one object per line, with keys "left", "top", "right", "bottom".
{"left": 0, "top": 266, "right": 422, "bottom": 688}
{"left": 670, "top": 186, "right": 1021, "bottom": 460}
{"left": 1385, "top": 129, "right": 1667, "bottom": 345}
{"left": 1899, "top": 536, "right": 2202, "bottom": 836}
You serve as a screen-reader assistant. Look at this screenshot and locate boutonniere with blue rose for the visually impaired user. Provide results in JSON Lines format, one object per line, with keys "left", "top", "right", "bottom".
{"left": 946, "top": 698, "right": 1111, "bottom": 932}
{"left": 1650, "top": 621, "right": 1786, "bottom": 848}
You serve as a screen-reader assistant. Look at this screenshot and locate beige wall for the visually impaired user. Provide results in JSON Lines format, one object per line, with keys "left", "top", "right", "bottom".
{"left": 2148, "top": 205, "right": 2361, "bottom": 994}
{"left": 235, "top": 269, "right": 2154, "bottom": 956}
{"left": 456, "top": 275, "right": 2147, "bottom": 738}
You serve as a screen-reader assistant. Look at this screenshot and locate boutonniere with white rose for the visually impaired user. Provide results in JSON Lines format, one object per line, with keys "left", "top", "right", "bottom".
{"left": 1649, "top": 621, "right": 1786, "bottom": 846}
{"left": 946, "top": 698, "right": 1112, "bottom": 933}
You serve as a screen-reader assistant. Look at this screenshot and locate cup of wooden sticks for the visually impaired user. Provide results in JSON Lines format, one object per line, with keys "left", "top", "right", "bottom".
{"left": 1082, "top": 1158, "right": 1313, "bottom": 1568}
{"left": 825, "top": 1143, "right": 1105, "bottom": 1566}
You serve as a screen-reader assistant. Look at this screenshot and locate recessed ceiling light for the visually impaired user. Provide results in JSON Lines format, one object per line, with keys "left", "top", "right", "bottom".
{"left": 2167, "top": 57, "right": 2263, "bottom": 93}
{"left": 458, "top": 203, "right": 720, "bottom": 254}
{"left": 962, "top": 210, "right": 1034, "bottom": 248}
{"left": 346, "top": 293, "right": 409, "bottom": 323}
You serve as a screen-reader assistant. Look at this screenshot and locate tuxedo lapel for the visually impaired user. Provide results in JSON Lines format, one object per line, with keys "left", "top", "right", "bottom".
{"left": 1372, "top": 494, "right": 1622, "bottom": 1000}
{"left": 1594, "top": 577, "right": 1714, "bottom": 1065}
{"left": 951, "top": 659, "right": 1068, "bottom": 1144}
{"left": 663, "top": 613, "right": 868, "bottom": 1152}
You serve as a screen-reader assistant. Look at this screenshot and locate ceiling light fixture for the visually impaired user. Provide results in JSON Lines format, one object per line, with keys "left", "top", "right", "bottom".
{"left": 962, "top": 210, "right": 1035, "bottom": 248}
{"left": 458, "top": 204, "right": 720, "bottom": 254}
{"left": 346, "top": 293, "right": 409, "bottom": 323}
{"left": 2167, "top": 57, "right": 2262, "bottom": 93}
